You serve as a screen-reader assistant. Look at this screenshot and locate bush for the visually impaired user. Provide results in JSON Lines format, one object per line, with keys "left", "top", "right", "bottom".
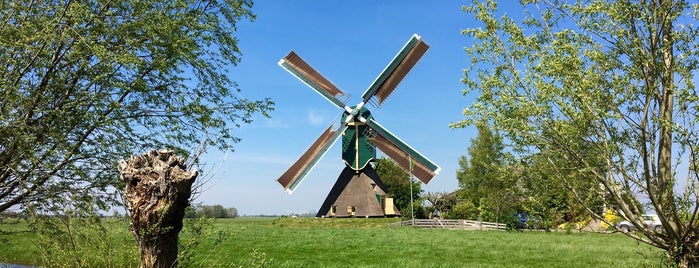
{"left": 29, "top": 213, "right": 137, "bottom": 267}
{"left": 445, "top": 200, "right": 479, "bottom": 220}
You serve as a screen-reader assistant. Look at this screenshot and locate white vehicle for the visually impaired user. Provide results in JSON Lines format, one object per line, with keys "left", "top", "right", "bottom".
{"left": 616, "top": 214, "right": 663, "bottom": 232}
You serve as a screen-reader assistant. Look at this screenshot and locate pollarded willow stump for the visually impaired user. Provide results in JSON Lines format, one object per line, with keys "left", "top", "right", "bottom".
{"left": 118, "top": 150, "right": 198, "bottom": 268}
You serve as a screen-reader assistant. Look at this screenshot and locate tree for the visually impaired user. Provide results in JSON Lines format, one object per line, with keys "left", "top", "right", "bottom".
{"left": 456, "top": 121, "right": 520, "bottom": 223}
{"left": 0, "top": 0, "right": 273, "bottom": 213}
{"left": 447, "top": 197, "right": 479, "bottom": 220}
{"left": 423, "top": 191, "right": 444, "bottom": 215}
{"left": 519, "top": 152, "right": 607, "bottom": 229}
{"left": 374, "top": 158, "right": 426, "bottom": 218}
{"left": 423, "top": 191, "right": 459, "bottom": 219}
{"left": 226, "top": 207, "right": 238, "bottom": 218}
{"left": 185, "top": 204, "right": 238, "bottom": 218}
{"left": 453, "top": 0, "right": 699, "bottom": 266}
{"left": 120, "top": 150, "right": 197, "bottom": 268}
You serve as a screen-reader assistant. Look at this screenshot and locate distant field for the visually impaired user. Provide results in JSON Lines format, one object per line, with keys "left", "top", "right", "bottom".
{"left": 0, "top": 217, "right": 663, "bottom": 267}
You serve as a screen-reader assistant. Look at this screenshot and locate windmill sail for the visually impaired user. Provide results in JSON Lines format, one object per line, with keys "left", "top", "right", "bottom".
{"left": 365, "top": 119, "right": 440, "bottom": 184}
{"left": 360, "top": 34, "right": 429, "bottom": 106}
{"left": 279, "top": 51, "right": 348, "bottom": 109}
{"left": 277, "top": 124, "right": 347, "bottom": 193}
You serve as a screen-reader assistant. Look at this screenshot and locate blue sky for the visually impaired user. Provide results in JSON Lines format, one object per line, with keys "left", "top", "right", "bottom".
{"left": 195, "top": 1, "right": 482, "bottom": 215}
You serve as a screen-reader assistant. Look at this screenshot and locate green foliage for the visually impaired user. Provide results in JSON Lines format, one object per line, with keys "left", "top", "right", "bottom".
{"left": 423, "top": 191, "right": 458, "bottom": 218}
{"left": 0, "top": 0, "right": 273, "bottom": 213}
{"left": 400, "top": 200, "right": 428, "bottom": 220}
{"left": 28, "top": 214, "right": 137, "bottom": 267}
{"left": 518, "top": 152, "right": 602, "bottom": 229}
{"left": 445, "top": 200, "right": 479, "bottom": 220}
{"left": 186, "top": 203, "right": 238, "bottom": 218}
{"left": 456, "top": 121, "right": 520, "bottom": 222}
{"left": 455, "top": 0, "right": 699, "bottom": 265}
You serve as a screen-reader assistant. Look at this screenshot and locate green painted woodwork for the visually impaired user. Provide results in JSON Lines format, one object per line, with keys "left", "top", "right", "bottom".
{"left": 341, "top": 106, "right": 376, "bottom": 170}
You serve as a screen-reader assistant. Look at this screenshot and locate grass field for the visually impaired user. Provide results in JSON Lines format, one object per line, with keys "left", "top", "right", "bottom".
{"left": 0, "top": 217, "right": 664, "bottom": 267}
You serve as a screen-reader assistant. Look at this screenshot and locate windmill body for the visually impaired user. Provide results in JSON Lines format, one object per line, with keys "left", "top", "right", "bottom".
{"left": 341, "top": 106, "right": 375, "bottom": 171}
{"left": 276, "top": 34, "right": 441, "bottom": 217}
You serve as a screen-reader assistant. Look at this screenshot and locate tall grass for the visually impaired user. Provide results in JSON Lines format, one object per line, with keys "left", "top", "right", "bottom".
{"left": 0, "top": 217, "right": 663, "bottom": 267}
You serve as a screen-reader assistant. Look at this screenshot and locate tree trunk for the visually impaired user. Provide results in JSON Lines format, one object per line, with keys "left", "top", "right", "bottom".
{"left": 668, "top": 230, "right": 699, "bottom": 268}
{"left": 672, "top": 248, "right": 699, "bottom": 268}
{"left": 118, "top": 150, "right": 198, "bottom": 268}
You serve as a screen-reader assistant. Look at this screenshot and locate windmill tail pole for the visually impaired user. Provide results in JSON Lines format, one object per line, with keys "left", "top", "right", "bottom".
{"left": 118, "top": 150, "right": 198, "bottom": 268}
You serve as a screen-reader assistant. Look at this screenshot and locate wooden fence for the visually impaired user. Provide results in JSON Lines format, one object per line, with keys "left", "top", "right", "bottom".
{"left": 388, "top": 219, "right": 506, "bottom": 231}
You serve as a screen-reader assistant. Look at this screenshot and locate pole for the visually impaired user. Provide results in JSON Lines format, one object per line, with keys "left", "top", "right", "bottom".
{"left": 409, "top": 155, "right": 415, "bottom": 225}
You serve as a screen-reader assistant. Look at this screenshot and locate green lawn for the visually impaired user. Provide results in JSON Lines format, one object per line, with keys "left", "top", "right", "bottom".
{"left": 0, "top": 217, "right": 663, "bottom": 267}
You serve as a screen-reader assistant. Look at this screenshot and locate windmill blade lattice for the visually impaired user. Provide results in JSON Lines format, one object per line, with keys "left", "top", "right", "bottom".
{"left": 364, "top": 118, "right": 440, "bottom": 184}
{"left": 278, "top": 51, "right": 350, "bottom": 110}
{"left": 360, "top": 34, "right": 429, "bottom": 106}
{"left": 277, "top": 123, "right": 348, "bottom": 193}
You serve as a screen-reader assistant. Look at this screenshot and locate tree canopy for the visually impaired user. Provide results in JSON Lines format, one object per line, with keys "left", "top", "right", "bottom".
{"left": 0, "top": 0, "right": 273, "bottom": 213}
{"left": 455, "top": 121, "right": 518, "bottom": 223}
{"left": 186, "top": 204, "right": 238, "bottom": 219}
{"left": 454, "top": 0, "right": 699, "bottom": 266}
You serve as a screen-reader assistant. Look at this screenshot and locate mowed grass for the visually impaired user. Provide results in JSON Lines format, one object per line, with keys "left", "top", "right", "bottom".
{"left": 0, "top": 217, "right": 663, "bottom": 267}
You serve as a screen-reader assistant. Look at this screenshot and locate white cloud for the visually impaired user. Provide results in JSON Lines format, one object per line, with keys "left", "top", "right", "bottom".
{"left": 263, "top": 118, "right": 290, "bottom": 129}
{"left": 307, "top": 108, "right": 330, "bottom": 126}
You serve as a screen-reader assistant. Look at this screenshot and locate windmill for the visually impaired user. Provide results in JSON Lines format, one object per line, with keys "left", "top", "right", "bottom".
{"left": 277, "top": 34, "right": 441, "bottom": 217}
